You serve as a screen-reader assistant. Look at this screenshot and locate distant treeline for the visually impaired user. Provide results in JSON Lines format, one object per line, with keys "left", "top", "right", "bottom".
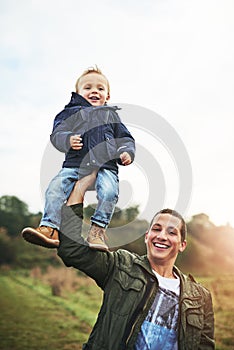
{"left": 0, "top": 195, "right": 234, "bottom": 275}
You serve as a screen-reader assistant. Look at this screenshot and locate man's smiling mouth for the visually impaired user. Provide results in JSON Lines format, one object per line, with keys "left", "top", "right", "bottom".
{"left": 153, "top": 243, "right": 169, "bottom": 249}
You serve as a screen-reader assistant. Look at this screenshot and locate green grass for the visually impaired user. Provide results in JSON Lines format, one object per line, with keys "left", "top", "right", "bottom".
{"left": 197, "top": 275, "right": 234, "bottom": 350}
{"left": 0, "top": 271, "right": 101, "bottom": 350}
{"left": 1, "top": 270, "right": 234, "bottom": 350}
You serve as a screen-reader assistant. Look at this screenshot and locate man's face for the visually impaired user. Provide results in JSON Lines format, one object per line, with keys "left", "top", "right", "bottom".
{"left": 77, "top": 73, "right": 110, "bottom": 106}
{"left": 145, "top": 213, "right": 187, "bottom": 267}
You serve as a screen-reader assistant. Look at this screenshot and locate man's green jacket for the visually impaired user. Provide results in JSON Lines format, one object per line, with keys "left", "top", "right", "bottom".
{"left": 57, "top": 205, "right": 215, "bottom": 350}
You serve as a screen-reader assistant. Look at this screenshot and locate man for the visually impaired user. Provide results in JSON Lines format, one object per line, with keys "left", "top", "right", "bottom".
{"left": 57, "top": 180, "right": 215, "bottom": 350}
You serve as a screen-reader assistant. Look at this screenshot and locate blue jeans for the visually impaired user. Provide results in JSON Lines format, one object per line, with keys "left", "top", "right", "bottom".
{"left": 40, "top": 167, "right": 119, "bottom": 230}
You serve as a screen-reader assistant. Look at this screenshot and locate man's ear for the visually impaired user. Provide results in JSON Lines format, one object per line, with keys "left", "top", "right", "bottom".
{"left": 145, "top": 230, "right": 149, "bottom": 244}
{"left": 179, "top": 240, "right": 187, "bottom": 253}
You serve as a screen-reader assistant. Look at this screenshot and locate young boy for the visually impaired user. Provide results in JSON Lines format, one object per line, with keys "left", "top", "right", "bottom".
{"left": 22, "top": 66, "right": 135, "bottom": 251}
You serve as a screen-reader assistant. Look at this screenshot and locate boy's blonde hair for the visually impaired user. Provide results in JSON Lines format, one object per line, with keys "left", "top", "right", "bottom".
{"left": 75, "top": 65, "right": 110, "bottom": 95}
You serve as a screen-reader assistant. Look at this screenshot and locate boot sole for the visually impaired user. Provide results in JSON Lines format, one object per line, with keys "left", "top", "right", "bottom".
{"left": 87, "top": 241, "right": 109, "bottom": 252}
{"left": 22, "top": 228, "right": 59, "bottom": 249}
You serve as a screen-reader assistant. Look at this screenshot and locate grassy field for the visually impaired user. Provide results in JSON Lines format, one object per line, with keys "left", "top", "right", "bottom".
{"left": 198, "top": 274, "right": 234, "bottom": 350}
{"left": 0, "top": 269, "right": 234, "bottom": 350}
{"left": 0, "top": 268, "right": 102, "bottom": 350}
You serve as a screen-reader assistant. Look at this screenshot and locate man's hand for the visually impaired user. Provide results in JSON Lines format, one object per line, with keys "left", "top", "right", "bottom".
{"left": 70, "top": 134, "right": 83, "bottom": 150}
{"left": 120, "top": 152, "right": 132, "bottom": 166}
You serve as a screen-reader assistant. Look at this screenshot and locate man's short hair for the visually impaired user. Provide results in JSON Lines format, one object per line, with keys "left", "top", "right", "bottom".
{"left": 149, "top": 208, "right": 187, "bottom": 242}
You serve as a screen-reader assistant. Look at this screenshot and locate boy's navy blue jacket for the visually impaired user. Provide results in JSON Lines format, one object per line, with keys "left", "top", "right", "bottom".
{"left": 50, "top": 93, "right": 135, "bottom": 173}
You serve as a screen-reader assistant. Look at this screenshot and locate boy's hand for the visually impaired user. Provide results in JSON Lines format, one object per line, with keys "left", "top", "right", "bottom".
{"left": 70, "top": 134, "right": 83, "bottom": 150}
{"left": 120, "top": 152, "right": 132, "bottom": 166}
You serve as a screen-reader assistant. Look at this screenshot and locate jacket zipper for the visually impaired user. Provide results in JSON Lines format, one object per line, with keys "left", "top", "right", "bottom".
{"left": 125, "top": 275, "right": 156, "bottom": 348}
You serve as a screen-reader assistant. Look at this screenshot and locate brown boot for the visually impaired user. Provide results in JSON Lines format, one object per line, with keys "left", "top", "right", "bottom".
{"left": 21, "top": 226, "right": 59, "bottom": 248}
{"left": 86, "top": 223, "right": 109, "bottom": 251}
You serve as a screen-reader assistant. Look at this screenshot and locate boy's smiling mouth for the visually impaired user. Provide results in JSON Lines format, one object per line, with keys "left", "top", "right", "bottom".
{"left": 90, "top": 96, "right": 100, "bottom": 101}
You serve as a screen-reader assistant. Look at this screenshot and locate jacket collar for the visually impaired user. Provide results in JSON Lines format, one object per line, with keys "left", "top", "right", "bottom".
{"left": 133, "top": 255, "right": 156, "bottom": 278}
{"left": 65, "top": 92, "right": 121, "bottom": 112}
{"left": 118, "top": 253, "right": 197, "bottom": 290}
{"left": 134, "top": 256, "right": 203, "bottom": 303}
{"left": 134, "top": 255, "right": 191, "bottom": 284}
{"left": 65, "top": 92, "right": 92, "bottom": 108}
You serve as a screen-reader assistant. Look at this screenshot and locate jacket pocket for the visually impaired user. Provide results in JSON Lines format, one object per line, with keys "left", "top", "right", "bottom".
{"left": 185, "top": 309, "right": 204, "bottom": 349}
{"left": 109, "top": 272, "right": 144, "bottom": 316}
{"left": 187, "top": 312, "right": 203, "bottom": 329}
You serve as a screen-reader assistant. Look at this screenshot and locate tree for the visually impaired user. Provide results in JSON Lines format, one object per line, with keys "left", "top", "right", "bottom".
{"left": 125, "top": 205, "right": 139, "bottom": 222}
{"left": 187, "top": 213, "right": 215, "bottom": 238}
{"left": 83, "top": 204, "right": 138, "bottom": 226}
{"left": 0, "top": 195, "right": 29, "bottom": 216}
{"left": 0, "top": 229, "right": 16, "bottom": 264}
{"left": 0, "top": 195, "right": 41, "bottom": 236}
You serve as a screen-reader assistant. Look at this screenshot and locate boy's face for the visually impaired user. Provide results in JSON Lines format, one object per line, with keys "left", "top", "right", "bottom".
{"left": 77, "top": 73, "right": 110, "bottom": 106}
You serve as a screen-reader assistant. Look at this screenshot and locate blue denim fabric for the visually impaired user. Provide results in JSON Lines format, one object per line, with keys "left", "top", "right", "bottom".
{"left": 40, "top": 167, "right": 119, "bottom": 230}
{"left": 40, "top": 167, "right": 79, "bottom": 229}
{"left": 91, "top": 169, "right": 119, "bottom": 228}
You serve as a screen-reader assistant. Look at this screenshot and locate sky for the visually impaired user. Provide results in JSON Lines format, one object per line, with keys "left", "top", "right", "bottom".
{"left": 1, "top": 0, "right": 234, "bottom": 226}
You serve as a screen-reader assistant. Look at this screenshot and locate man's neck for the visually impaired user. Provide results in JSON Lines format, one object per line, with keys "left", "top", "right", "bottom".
{"left": 150, "top": 261, "right": 176, "bottom": 279}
